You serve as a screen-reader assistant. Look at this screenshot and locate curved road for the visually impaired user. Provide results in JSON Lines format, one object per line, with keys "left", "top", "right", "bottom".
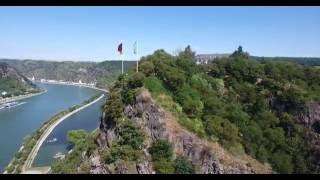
{"left": 21, "top": 94, "right": 105, "bottom": 174}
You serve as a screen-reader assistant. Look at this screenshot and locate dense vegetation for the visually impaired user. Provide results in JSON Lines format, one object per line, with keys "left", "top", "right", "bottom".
{"left": 126, "top": 46, "right": 320, "bottom": 174}
{"left": 48, "top": 45, "right": 320, "bottom": 174}
{"left": 0, "top": 59, "right": 136, "bottom": 89}
{"left": 51, "top": 130, "right": 98, "bottom": 173}
{"left": 252, "top": 56, "right": 320, "bottom": 67}
{"left": 149, "top": 140, "right": 195, "bottom": 174}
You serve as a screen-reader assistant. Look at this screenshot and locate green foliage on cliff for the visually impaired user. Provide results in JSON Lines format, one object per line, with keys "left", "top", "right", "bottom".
{"left": 129, "top": 46, "right": 320, "bottom": 174}
{"left": 174, "top": 156, "right": 195, "bottom": 174}
{"left": 51, "top": 130, "right": 98, "bottom": 173}
{"left": 149, "top": 139, "right": 195, "bottom": 174}
{"left": 149, "top": 140, "right": 174, "bottom": 161}
{"left": 53, "top": 45, "right": 320, "bottom": 174}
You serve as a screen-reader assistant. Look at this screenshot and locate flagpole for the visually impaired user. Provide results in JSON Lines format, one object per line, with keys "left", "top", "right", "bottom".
{"left": 121, "top": 53, "right": 124, "bottom": 74}
{"left": 134, "top": 41, "right": 138, "bottom": 73}
{"left": 136, "top": 53, "right": 138, "bottom": 73}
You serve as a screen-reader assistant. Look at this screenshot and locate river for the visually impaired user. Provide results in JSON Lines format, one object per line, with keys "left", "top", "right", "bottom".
{"left": 0, "top": 83, "right": 104, "bottom": 172}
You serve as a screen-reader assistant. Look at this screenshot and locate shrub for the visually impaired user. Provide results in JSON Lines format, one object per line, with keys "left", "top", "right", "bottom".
{"left": 6, "top": 165, "right": 15, "bottom": 173}
{"left": 128, "top": 72, "right": 145, "bottom": 89}
{"left": 270, "top": 151, "right": 294, "bottom": 174}
{"left": 174, "top": 156, "right": 195, "bottom": 174}
{"left": 139, "top": 61, "right": 155, "bottom": 76}
{"left": 144, "top": 76, "right": 168, "bottom": 96}
{"left": 103, "top": 144, "right": 140, "bottom": 164}
{"left": 153, "top": 158, "right": 175, "bottom": 174}
{"left": 176, "top": 84, "right": 203, "bottom": 118}
{"left": 121, "top": 88, "right": 136, "bottom": 105}
{"left": 149, "top": 140, "right": 173, "bottom": 161}
{"left": 67, "top": 130, "right": 88, "bottom": 146}
{"left": 118, "top": 121, "right": 145, "bottom": 150}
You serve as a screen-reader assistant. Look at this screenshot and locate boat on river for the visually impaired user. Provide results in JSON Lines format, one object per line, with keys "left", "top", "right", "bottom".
{"left": 0, "top": 101, "right": 26, "bottom": 110}
{"left": 53, "top": 152, "right": 65, "bottom": 160}
{"left": 47, "top": 138, "right": 57, "bottom": 143}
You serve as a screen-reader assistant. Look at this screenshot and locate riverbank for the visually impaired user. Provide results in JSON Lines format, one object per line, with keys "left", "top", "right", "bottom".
{"left": 4, "top": 93, "right": 104, "bottom": 174}
{"left": 32, "top": 80, "right": 108, "bottom": 93}
{"left": 0, "top": 90, "right": 46, "bottom": 105}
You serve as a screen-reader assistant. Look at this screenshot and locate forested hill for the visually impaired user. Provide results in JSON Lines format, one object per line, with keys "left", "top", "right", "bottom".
{"left": 0, "top": 59, "right": 136, "bottom": 89}
{"left": 51, "top": 46, "right": 320, "bottom": 174}
{"left": 0, "top": 63, "right": 38, "bottom": 97}
{"left": 251, "top": 56, "right": 320, "bottom": 66}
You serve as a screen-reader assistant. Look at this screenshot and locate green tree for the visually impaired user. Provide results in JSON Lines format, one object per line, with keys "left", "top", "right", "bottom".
{"left": 139, "top": 61, "right": 155, "bottom": 76}
{"left": 270, "top": 150, "right": 294, "bottom": 174}
{"left": 230, "top": 46, "right": 249, "bottom": 59}
{"left": 128, "top": 72, "right": 145, "bottom": 89}
{"left": 103, "top": 89, "right": 124, "bottom": 124}
{"left": 67, "top": 130, "right": 88, "bottom": 146}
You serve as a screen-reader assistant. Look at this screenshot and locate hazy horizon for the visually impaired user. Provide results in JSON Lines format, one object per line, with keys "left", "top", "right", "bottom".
{"left": 1, "top": 54, "right": 320, "bottom": 63}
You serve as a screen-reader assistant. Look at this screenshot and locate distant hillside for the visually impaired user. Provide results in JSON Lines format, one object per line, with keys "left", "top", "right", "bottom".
{"left": 0, "top": 62, "right": 38, "bottom": 97}
{"left": 193, "top": 52, "right": 320, "bottom": 67}
{"left": 251, "top": 56, "right": 320, "bottom": 66}
{"left": 0, "top": 59, "right": 136, "bottom": 89}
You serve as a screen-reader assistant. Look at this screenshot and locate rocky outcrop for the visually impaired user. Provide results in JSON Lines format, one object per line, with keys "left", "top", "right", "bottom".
{"left": 297, "top": 101, "right": 320, "bottom": 134}
{"left": 136, "top": 160, "right": 153, "bottom": 174}
{"left": 95, "top": 88, "right": 272, "bottom": 174}
{"left": 120, "top": 89, "right": 271, "bottom": 174}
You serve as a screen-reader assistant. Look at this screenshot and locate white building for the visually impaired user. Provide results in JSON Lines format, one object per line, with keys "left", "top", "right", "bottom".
{"left": 195, "top": 54, "right": 230, "bottom": 65}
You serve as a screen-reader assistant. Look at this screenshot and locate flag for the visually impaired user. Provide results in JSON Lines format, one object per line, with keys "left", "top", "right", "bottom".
{"left": 133, "top": 41, "right": 137, "bottom": 55}
{"left": 118, "top": 43, "right": 123, "bottom": 55}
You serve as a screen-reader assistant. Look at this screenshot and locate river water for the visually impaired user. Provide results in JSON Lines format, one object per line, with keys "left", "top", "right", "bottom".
{"left": 0, "top": 83, "right": 104, "bottom": 172}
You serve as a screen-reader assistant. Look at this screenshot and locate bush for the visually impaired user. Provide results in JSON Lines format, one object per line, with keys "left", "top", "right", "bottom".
{"left": 139, "top": 61, "right": 155, "bottom": 76}
{"left": 149, "top": 140, "right": 173, "bottom": 161}
{"left": 176, "top": 84, "right": 203, "bottom": 118}
{"left": 121, "top": 88, "right": 136, "bottom": 105}
{"left": 6, "top": 165, "right": 15, "bottom": 173}
{"left": 118, "top": 121, "right": 145, "bottom": 150}
{"left": 67, "top": 130, "right": 88, "bottom": 146}
{"left": 103, "top": 90, "right": 124, "bottom": 123}
{"left": 256, "top": 146, "right": 269, "bottom": 163}
{"left": 128, "top": 72, "right": 145, "bottom": 89}
{"left": 270, "top": 151, "right": 294, "bottom": 174}
{"left": 153, "top": 158, "right": 175, "bottom": 174}
{"left": 144, "top": 76, "right": 168, "bottom": 96}
{"left": 103, "top": 144, "right": 140, "bottom": 164}
{"left": 204, "top": 115, "right": 240, "bottom": 147}
{"left": 174, "top": 156, "right": 195, "bottom": 174}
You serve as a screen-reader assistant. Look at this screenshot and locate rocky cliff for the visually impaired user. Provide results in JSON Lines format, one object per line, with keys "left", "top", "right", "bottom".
{"left": 297, "top": 101, "right": 320, "bottom": 133}
{"left": 93, "top": 88, "right": 272, "bottom": 174}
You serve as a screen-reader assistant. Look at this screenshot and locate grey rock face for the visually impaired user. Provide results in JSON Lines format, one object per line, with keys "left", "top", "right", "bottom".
{"left": 114, "top": 161, "right": 128, "bottom": 174}
{"left": 297, "top": 102, "right": 320, "bottom": 133}
{"left": 136, "top": 161, "right": 153, "bottom": 174}
{"left": 126, "top": 90, "right": 249, "bottom": 174}
{"left": 96, "top": 89, "right": 270, "bottom": 174}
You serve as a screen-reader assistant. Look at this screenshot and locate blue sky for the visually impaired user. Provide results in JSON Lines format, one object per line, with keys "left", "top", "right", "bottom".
{"left": 0, "top": 6, "right": 320, "bottom": 61}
